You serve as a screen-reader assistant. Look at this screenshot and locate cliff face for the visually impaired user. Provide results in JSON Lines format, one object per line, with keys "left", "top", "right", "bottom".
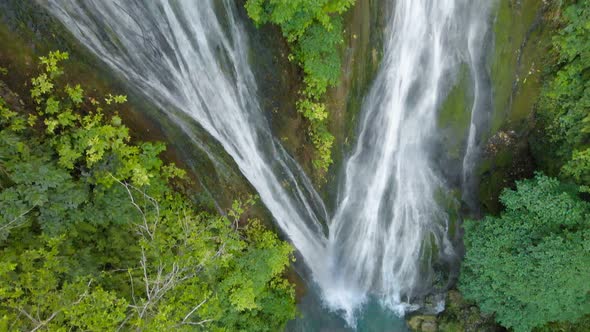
{"left": 325, "top": 0, "right": 549, "bottom": 215}
{"left": 323, "top": 0, "right": 386, "bottom": 206}
{"left": 477, "top": 0, "right": 551, "bottom": 213}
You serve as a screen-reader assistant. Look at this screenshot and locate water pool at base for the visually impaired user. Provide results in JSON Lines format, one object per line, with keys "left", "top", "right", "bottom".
{"left": 287, "top": 288, "right": 410, "bottom": 332}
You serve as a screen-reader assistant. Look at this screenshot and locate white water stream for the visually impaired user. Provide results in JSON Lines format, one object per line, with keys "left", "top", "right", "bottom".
{"left": 325, "top": 0, "right": 493, "bottom": 322}
{"left": 43, "top": 0, "right": 493, "bottom": 326}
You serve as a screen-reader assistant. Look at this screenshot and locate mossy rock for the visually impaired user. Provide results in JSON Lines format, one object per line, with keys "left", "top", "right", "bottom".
{"left": 477, "top": 130, "right": 535, "bottom": 213}
{"left": 477, "top": 0, "right": 551, "bottom": 214}
{"left": 406, "top": 283, "right": 502, "bottom": 332}
{"left": 408, "top": 315, "right": 438, "bottom": 332}
{"left": 445, "top": 290, "right": 466, "bottom": 318}
{"left": 437, "top": 64, "right": 472, "bottom": 162}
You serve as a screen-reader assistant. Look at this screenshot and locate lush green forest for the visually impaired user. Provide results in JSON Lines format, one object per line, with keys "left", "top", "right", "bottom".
{"left": 0, "top": 52, "right": 296, "bottom": 331}
{"left": 459, "top": 1, "right": 590, "bottom": 331}
{"left": 0, "top": 0, "right": 589, "bottom": 331}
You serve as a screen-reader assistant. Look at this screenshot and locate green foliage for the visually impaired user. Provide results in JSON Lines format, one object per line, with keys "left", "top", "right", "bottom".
{"left": 0, "top": 236, "right": 128, "bottom": 331}
{"left": 535, "top": 1, "right": 590, "bottom": 185}
{"left": 297, "top": 99, "right": 334, "bottom": 172}
{"left": 245, "top": 0, "right": 354, "bottom": 175}
{"left": 460, "top": 174, "right": 590, "bottom": 332}
{"left": 296, "top": 17, "right": 345, "bottom": 99}
{"left": 0, "top": 53, "right": 296, "bottom": 331}
{"left": 463, "top": 4, "right": 590, "bottom": 331}
{"left": 245, "top": 0, "right": 354, "bottom": 42}
{"left": 215, "top": 220, "right": 296, "bottom": 331}
{"left": 310, "top": 121, "right": 334, "bottom": 171}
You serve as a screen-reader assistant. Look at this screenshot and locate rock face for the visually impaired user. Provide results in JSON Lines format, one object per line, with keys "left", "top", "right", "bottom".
{"left": 476, "top": 0, "right": 550, "bottom": 213}
{"left": 322, "top": 0, "right": 386, "bottom": 199}
{"left": 434, "top": 0, "right": 550, "bottom": 215}
{"left": 408, "top": 315, "right": 438, "bottom": 332}
{"left": 439, "top": 290, "right": 501, "bottom": 332}
{"left": 406, "top": 2, "right": 556, "bottom": 331}
{"left": 407, "top": 290, "right": 503, "bottom": 332}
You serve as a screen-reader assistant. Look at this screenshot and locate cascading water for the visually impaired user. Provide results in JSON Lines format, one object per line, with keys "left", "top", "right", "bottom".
{"left": 43, "top": 0, "right": 493, "bottom": 328}
{"left": 323, "top": 0, "right": 494, "bottom": 323}
{"left": 41, "top": 0, "right": 331, "bottom": 281}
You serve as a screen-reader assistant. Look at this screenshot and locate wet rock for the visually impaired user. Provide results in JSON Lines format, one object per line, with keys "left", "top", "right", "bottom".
{"left": 421, "top": 317, "right": 438, "bottom": 332}
{"left": 438, "top": 290, "right": 503, "bottom": 332}
{"left": 407, "top": 315, "right": 438, "bottom": 332}
{"left": 407, "top": 316, "right": 422, "bottom": 331}
{"left": 0, "top": 80, "right": 23, "bottom": 111}
{"left": 407, "top": 290, "right": 504, "bottom": 332}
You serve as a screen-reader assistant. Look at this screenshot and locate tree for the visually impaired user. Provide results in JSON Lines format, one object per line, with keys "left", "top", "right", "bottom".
{"left": 459, "top": 174, "right": 590, "bottom": 332}
{"left": 534, "top": 1, "right": 590, "bottom": 186}
{"left": 0, "top": 51, "right": 296, "bottom": 331}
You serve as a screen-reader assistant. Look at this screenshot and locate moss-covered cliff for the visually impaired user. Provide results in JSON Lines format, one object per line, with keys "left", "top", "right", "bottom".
{"left": 476, "top": 0, "right": 552, "bottom": 213}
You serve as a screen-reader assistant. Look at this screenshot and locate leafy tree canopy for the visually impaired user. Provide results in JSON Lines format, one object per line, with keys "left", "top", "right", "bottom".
{"left": 460, "top": 174, "right": 590, "bottom": 332}
{"left": 535, "top": 0, "right": 590, "bottom": 186}
{"left": 0, "top": 51, "right": 296, "bottom": 331}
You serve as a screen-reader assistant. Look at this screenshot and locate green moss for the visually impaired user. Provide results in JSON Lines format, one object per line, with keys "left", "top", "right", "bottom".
{"left": 509, "top": 27, "right": 547, "bottom": 127}
{"left": 490, "top": 0, "right": 545, "bottom": 133}
{"left": 479, "top": 170, "right": 509, "bottom": 212}
{"left": 478, "top": 0, "right": 550, "bottom": 214}
{"left": 438, "top": 65, "right": 470, "bottom": 131}
{"left": 438, "top": 321, "right": 463, "bottom": 332}
{"left": 339, "top": 0, "right": 385, "bottom": 142}
{"left": 418, "top": 231, "right": 440, "bottom": 275}
{"left": 437, "top": 64, "right": 471, "bottom": 160}
{"left": 433, "top": 187, "right": 461, "bottom": 239}
{"left": 320, "top": 0, "right": 384, "bottom": 196}
{"left": 476, "top": 159, "right": 493, "bottom": 176}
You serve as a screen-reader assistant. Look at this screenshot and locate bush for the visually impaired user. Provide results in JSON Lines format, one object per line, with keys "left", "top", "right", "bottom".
{"left": 245, "top": 0, "right": 355, "bottom": 175}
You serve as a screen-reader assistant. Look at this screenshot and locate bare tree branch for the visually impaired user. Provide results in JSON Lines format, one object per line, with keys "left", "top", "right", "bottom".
{"left": 182, "top": 297, "right": 208, "bottom": 324}
{"left": 0, "top": 202, "right": 38, "bottom": 233}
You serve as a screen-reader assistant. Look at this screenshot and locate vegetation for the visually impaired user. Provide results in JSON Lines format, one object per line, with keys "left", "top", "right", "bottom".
{"left": 1, "top": 1, "right": 588, "bottom": 331}
{"left": 0, "top": 51, "right": 296, "bottom": 331}
{"left": 461, "top": 1, "right": 590, "bottom": 331}
{"left": 460, "top": 174, "right": 590, "bottom": 332}
{"left": 245, "top": 0, "right": 355, "bottom": 176}
{"left": 533, "top": 0, "right": 590, "bottom": 187}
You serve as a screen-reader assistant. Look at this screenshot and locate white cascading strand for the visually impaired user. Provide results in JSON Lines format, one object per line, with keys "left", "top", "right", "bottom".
{"left": 43, "top": 0, "right": 493, "bottom": 327}
{"left": 322, "top": 0, "right": 493, "bottom": 323}
{"left": 42, "top": 0, "right": 331, "bottom": 282}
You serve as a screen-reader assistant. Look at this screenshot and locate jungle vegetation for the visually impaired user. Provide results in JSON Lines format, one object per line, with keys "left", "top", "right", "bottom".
{"left": 460, "top": 1, "right": 590, "bottom": 331}
{"left": 0, "top": 51, "right": 297, "bottom": 331}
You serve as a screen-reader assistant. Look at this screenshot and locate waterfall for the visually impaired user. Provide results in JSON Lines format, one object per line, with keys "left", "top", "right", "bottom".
{"left": 42, "top": 0, "right": 331, "bottom": 282}
{"left": 324, "top": 0, "right": 493, "bottom": 323}
{"left": 43, "top": 0, "right": 493, "bottom": 327}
